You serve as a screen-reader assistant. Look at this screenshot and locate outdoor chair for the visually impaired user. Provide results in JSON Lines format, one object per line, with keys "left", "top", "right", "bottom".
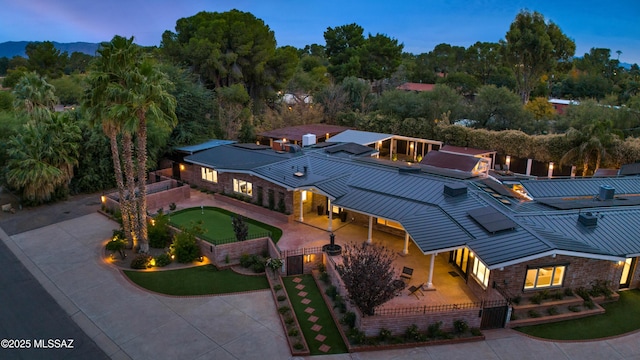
{"left": 400, "top": 266, "right": 414, "bottom": 281}
{"left": 408, "top": 283, "right": 425, "bottom": 299}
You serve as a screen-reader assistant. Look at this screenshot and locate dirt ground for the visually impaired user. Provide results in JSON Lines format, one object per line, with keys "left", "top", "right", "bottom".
{"left": 0, "top": 188, "right": 103, "bottom": 236}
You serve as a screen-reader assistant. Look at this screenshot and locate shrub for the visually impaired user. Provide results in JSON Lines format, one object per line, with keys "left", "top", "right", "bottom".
{"left": 575, "top": 287, "right": 591, "bottom": 301}
{"left": 530, "top": 292, "right": 544, "bottom": 304}
{"left": 325, "top": 285, "right": 338, "bottom": 300}
{"left": 347, "top": 328, "right": 366, "bottom": 344}
{"left": 288, "top": 328, "right": 299, "bottom": 337}
{"left": 404, "top": 324, "right": 421, "bottom": 341}
{"left": 341, "top": 312, "right": 356, "bottom": 329}
{"left": 453, "top": 319, "right": 469, "bottom": 334}
{"left": 154, "top": 253, "right": 172, "bottom": 267}
{"left": 511, "top": 295, "right": 521, "bottom": 305}
{"left": 284, "top": 316, "right": 295, "bottom": 325}
{"left": 564, "top": 288, "right": 574, "bottom": 297}
{"left": 277, "top": 295, "right": 287, "bottom": 302}
{"left": 547, "top": 306, "right": 559, "bottom": 316}
{"left": 319, "top": 271, "right": 330, "bottom": 284}
{"left": 170, "top": 221, "right": 203, "bottom": 263}
{"left": 148, "top": 209, "right": 171, "bottom": 248}
{"left": 169, "top": 202, "right": 177, "bottom": 211}
{"left": 378, "top": 328, "right": 392, "bottom": 342}
{"left": 250, "top": 261, "right": 265, "bottom": 273}
{"left": 105, "top": 231, "right": 127, "bottom": 259}
{"left": 240, "top": 254, "right": 252, "bottom": 268}
{"left": 427, "top": 321, "right": 444, "bottom": 339}
{"left": 334, "top": 295, "right": 347, "bottom": 313}
{"left": 293, "top": 342, "right": 304, "bottom": 350}
{"left": 470, "top": 327, "right": 482, "bottom": 336}
{"left": 552, "top": 290, "right": 564, "bottom": 300}
{"left": 568, "top": 305, "right": 581, "bottom": 312}
{"left": 589, "top": 279, "right": 614, "bottom": 299}
{"left": 584, "top": 299, "right": 596, "bottom": 309}
{"left": 317, "top": 263, "right": 326, "bottom": 273}
{"left": 278, "top": 306, "right": 290, "bottom": 314}
{"left": 527, "top": 310, "right": 541, "bottom": 318}
{"left": 273, "top": 284, "right": 282, "bottom": 291}
{"left": 130, "top": 254, "right": 152, "bottom": 269}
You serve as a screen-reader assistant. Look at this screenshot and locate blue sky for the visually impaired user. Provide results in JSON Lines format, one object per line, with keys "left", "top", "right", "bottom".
{"left": 2, "top": 0, "right": 639, "bottom": 64}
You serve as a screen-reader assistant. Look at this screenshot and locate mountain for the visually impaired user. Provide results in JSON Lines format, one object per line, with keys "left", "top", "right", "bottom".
{"left": 0, "top": 41, "right": 100, "bottom": 58}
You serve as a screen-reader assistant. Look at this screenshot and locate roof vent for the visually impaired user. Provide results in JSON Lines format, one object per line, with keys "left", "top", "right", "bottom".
{"left": 598, "top": 185, "right": 615, "bottom": 200}
{"left": 444, "top": 183, "right": 467, "bottom": 197}
{"left": 578, "top": 212, "right": 598, "bottom": 227}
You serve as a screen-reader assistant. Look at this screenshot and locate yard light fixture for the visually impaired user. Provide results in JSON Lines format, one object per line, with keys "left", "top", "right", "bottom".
{"left": 101, "top": 195, "right": 106, "bottom": 204}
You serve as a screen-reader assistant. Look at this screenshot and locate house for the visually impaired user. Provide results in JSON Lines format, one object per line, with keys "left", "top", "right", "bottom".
{"left": 257, "top": 124, "right": 351, "bottom": 147}
{"left": 548, "top": 98, "right": 579, "bottom": 115}
{"left": 396, "top": 82, "right": 436, "bottom": 92}
{"left": 177, "top": 133, "right": 640, "bottom": 330}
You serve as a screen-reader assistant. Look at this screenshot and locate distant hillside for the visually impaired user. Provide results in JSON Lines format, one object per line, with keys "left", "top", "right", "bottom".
{"left": 0, "top": 41, "right": 100, "bottom": 58}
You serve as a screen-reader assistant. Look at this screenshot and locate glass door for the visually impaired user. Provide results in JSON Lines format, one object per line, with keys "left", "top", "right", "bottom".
{"left": 620, "top": 257, "right": 636, "bottom": 289}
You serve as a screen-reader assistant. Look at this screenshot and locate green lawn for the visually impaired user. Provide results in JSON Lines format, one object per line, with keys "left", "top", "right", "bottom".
{"left": 124, "top": 264, "right": 269, "bottom": 295}
{"left": 169, "top": 206, "right": 282, "bottom": 244}
{"left": 283, "top": 275, "right": 348, "bottom": 355}
{"left": 515, "top": 290, "right": 640, "bottom": 339}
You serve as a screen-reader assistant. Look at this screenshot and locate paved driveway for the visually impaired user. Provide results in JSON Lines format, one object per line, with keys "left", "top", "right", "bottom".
{"left": 3, "top": 192, "right": 640, "bottom": 359}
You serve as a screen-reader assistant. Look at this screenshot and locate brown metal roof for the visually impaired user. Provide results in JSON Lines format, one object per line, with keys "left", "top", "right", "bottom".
{"left": 420, "top": 151, "right": 480, "bottom": 172}
{"left": 396, "top": 82, "right": 436, "bottom": 92}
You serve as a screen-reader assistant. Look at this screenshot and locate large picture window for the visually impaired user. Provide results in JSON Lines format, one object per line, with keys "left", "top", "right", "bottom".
{"left": 233, "top": 179, "right": 253, "bottom": 196}
{"left": 201, "top": 167, "right": 217, "bottom": 183}
{"left": 471, "top": 257, "right": 490, "bottom": 287}
{"left": 524, "top": 265, "right": 565, "bottom": 290}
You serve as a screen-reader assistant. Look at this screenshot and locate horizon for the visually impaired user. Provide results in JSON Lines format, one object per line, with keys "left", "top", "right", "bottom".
{"left": 2, "top": 1, "right": 639, "bottom": 64}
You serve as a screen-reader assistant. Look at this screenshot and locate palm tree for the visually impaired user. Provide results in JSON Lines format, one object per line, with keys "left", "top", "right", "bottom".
{"left": 5, "top": 112, "right": 81, "bottom": 203}
{"left": 12, "top": 72, "right": 57, "bottom": 121}
{"left": 560, "top": 120, "right": 620, "bottom": 176}
{"left": 83, "top": 35, "right": 176, "bottom": 252}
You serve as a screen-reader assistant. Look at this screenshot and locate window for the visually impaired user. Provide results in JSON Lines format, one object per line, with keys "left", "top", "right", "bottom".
{"left": 376, "top": 217, "right": 403, "bottom": 230}
{"left": 201, "top": 167, "right": 217, "bottom": 183}
{"left": 471, "top": 257, "right": 490, "bottom": 287}
{"left": 233, "top": 179, "right": 253, "bottom": 196}
{"left": 524, "top": 265, "right": 566, "bottom": 290}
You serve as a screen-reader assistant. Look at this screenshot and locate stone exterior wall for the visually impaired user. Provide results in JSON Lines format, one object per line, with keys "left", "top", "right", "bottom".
{"left": 188, "top": 164, "right": 294, "bottom": 215}
{"left": 490, "top": 254, "right": 623, "bottom": 297}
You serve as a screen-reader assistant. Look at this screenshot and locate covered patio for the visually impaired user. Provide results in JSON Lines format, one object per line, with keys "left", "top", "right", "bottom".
{"left": 294, "top": 208, "right": 479, "bottom": 308}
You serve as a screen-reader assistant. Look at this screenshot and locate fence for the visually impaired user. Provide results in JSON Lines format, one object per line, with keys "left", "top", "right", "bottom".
{"left": 280, "top": 246, "right": 324, "bottom": 258}
{"left": 373, "top": 299, "right": 507, "bottom": 316}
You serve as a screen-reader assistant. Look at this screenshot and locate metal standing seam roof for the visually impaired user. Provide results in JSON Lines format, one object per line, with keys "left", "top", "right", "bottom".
{"left": 324, "top": 130, "right": 394, "bottom": 145}
{"left": 183, "top": 142, "right": 640, "bottom": 267}
{"left": 520, "top": 178, "right": 640, "bottom": 198}
{"left": 175, "top": 139, "right": 236, "bottom": 154}
{"left": 184, "top": 144, "right": 293, "bottom": 171}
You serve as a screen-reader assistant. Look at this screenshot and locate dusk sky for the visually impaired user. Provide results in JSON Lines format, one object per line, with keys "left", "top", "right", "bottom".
{"left": 2, "top": 0, "right": 639, "bottom": 64}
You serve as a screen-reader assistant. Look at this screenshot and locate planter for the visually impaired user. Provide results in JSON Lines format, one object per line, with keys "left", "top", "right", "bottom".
{"left": 266, "top": 273, "right": 310, "bottom": 356}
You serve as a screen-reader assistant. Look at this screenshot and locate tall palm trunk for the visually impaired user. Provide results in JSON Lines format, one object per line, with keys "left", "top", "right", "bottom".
{"left": 136, "top": 111, "right": 149, "bottom": 253}
{"left": 107, "top": 128, "right": 135, "bottom": 248}
{"left": 122, "top": 132, "right": 139, "bottom": 250}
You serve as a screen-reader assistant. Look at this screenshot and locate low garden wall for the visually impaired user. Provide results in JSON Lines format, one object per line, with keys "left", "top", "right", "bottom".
{"left": 213, "top": 193, "right": 293, "bottom": 223}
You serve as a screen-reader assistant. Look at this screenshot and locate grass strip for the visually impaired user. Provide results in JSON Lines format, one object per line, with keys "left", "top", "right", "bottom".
{"left": 515, "top": 290, "right": 640, "bottom": 339}
{"left": 124, "top": 264, "right": 268, "bottom": 295}
{"left": 283, "top": 275, "right": 348, "bottom": 355}
{"left": 169, "top": 206, "right": 282, "bottom": 244}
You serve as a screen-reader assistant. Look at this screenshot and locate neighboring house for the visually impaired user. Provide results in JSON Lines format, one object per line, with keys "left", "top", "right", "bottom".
{"left": 396, "top": 82, "right": 436, "bottom": 92}
{"left": 176, "top": 133, "right": 640, "bottom": 328}
{"left": 548, "top": 98, "right": 579, "bottom": 115}
{"left": 257, "top": 124, "right": 351, "bottom": 147}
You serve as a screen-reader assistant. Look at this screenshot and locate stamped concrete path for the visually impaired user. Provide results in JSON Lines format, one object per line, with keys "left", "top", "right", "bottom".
{"left": 2, "top": 191, "right": 640, "bottom": 359}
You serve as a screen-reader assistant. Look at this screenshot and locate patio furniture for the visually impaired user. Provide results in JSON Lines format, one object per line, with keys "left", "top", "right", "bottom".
{"left": 400, "top": 266, "right": 414, "bottom": 281}
{"left": 408, "top": 283, "right": 425, "bottom": 299}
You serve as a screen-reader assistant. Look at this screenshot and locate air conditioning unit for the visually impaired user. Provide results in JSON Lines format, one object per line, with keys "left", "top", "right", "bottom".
{"left": 578, "top": 212, "right": 598, "bottom": 227}
{"left": 302, "top": 133, "right": 317, "bottom": 147}
{"left": 444, "top": 183, "right": 467, "bottom": 197}
{"left": 598, "top": 185, "right": 615, "bottom": 200}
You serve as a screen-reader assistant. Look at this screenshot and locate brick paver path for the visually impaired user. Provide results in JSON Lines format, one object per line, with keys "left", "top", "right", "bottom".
{"left": 292, "top": 276, "right": 332, "bottom": 353}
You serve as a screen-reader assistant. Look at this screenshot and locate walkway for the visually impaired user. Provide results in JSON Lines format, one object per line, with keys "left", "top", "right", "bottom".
{"left": 2, "top": 189, "right": 640, "bottom": 359}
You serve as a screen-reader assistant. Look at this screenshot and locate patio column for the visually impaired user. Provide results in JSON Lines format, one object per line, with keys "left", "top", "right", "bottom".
{"left": 327, "top": 199, "right": 333, "bottom": 232}
{"left": 389, "top": 139, "right": 394, "bottom": 161}
{"left": 426, "top": 253, "right": 435, "bottom": 289}
{"left": 526, "top": 158, "right": 533, "bottom": 175}
{"left": 298, "top": 191, "right": 304, "bottom": 222}
{"left": 402, "top": 232, "right": 409, "bottom": 255}
{"left": 367, "top": 216, "right": 373, "bottom": 244}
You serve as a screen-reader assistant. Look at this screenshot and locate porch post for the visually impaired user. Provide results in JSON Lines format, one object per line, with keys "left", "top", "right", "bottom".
{"left": 367, "top": 216, "right": 373, "bottom": 244}
{"left": 390, "top": 139, "right": 394, "bottom": 160}
{"left": 427, "top": 253, "right": 435, "bottom": 289}
{"left": 327, "top": 199, "right": 333, "bottom": 232}
{"left": 298, "top": 191, "right": 304, "bottom": 222}
{"left": 526, "top": 158, "right": 533, "bottom": 175}
{"left": 402, "top": 232, "right": 409, "bottom": 255}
